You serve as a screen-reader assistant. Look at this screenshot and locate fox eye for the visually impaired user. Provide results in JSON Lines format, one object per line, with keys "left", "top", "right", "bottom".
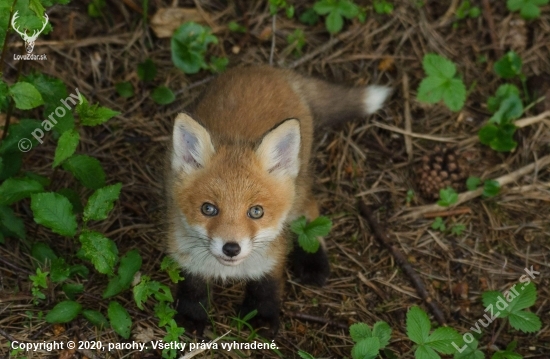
{"left": 247, "top": 205, "right": 264, "bottom": 219}
{"left": 201, "top": 203, "right": 218, "bottom": 216}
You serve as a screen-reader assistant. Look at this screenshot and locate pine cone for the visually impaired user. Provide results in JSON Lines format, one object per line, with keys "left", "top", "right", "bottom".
{"left": 417, "top": 145, "right": 468, "bottom": 200}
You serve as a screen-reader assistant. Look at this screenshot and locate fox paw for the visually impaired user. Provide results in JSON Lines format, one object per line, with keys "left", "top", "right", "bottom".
{"left": 290, "top": 244, "right": 330, "bottom": 286}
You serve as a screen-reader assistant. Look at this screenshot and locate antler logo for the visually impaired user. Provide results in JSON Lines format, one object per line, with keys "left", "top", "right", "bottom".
{"left": 11, "top": 11, "right": 49, "bottom": 54}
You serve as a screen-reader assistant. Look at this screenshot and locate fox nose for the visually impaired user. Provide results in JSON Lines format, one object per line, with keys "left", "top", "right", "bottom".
{"left": 222, "top": 242, "right": 241, "bottom": 257}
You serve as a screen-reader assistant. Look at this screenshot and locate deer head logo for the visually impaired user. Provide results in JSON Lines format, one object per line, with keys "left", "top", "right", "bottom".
{"left": 11, "top": 11, "right": 49, "bottom": 54}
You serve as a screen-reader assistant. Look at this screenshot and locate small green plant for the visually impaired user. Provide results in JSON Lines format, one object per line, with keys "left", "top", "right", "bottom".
{"left": 482, "top": 282, "right": 541, "bottom": 333}
{"left": 269, "top": 0, "right": 295, "bottom": 18}
{"left": 299, "top": 8, "right": 320, "bottom": 25}
{"left": 373, "top": 0, "right": 394, "bottom": 14}
{"left": 507, "top": 0, "right": 549, "bottom": 20}
{"left": 431, "top": 216, "right": 446, "bottom": 231}
{"left": 297, "top": 350, "right": 316, "bottom": 359}
{"left": 313, "top": 0, "right": 360, "bottom": 34}
{"left": 407, "top": 306, "right": 461, "bottom": 358}
{"left": 115, "top": 82, "right": 134, "bottom": 98}
{"left": 29, "top": 268, "right": 49, "bottom": 305}
{"left": 349, "top": 321, "right": 392, "bottom": 359}
{"left": 450, "top": 223, "right": 466, "bottom": 235}
{"left": 466, "top": 176, "right": 501, "bottom": 197}
{"left": 171, "top": 22, "right": 228, "bottom": 75}
{"left": 151, "top": 86, "right": 175, "bottom": 105}
{"left": 455, "top": 0, "right": 481, "bottom": 20}
{"left": 137, "top": 58, "right": 157, "bottom": 82}
{"left": 228, "top": 20, "right": 247, "bottom": 33}
{"left": 290, "top": 215, "right": 332, "bottom": 253}
{"left": 417, "top": 54, "right": 467, "bottom": 112}
{"left": 437, "top": 187, "right": 459, "bottom": 207}
{"left": 287, "top": 29, "right": 306, "bottom": 56}
{"left": 406, "top": 189, "right": 415, "bottom": 205}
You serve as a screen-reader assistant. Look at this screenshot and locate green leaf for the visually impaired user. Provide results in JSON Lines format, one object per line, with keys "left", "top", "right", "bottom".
{"left": 508, "top": 310, "right": 541, "bottom": 333}
{"left": 133, "top": 275, "right": 173, "bottom": 309}
{"left": 482, "top": 180, "right": 500, "bottom": 198}
{"left": 83, "top": 183, "right": 122, "bottom": 222}
{"left": 82, "top": 309, "right": 108, "bottom": 329}
{"left": 453, "top": 339, "right": 484, "bottom": 359}
{"left": 25, "top": 172, "right": 51, "bottom": 187}
{"left": 431, "top": 217, "right": 446, "bottom": 231}
{"left": 373, "top": 0, "right": 393, "bottom": 15}
{"left": 325, "top": 10, "right": 344, "bottom": 34}
{"left": 45, "top": 301, "right": 82, "bottom": 323}
{"left": 0, "top": 119, "right": 42, "bottom": 155}
{"left": 426, "top": 327, "right": 462, "bottom": 354}
{"left": 57, "top": 188, "right": 84, "bottom": 214}
{"left": 415, "top": 345, "right": 441, "bottom": 359}
{"left": 417, "top": 54, "right": 466, "bottom": 112}
{"left": 0, "top": 152, "right": 22, "bottom": 181}
{"left": 0, "top": 178, "right": 44, "bottom": 205}
{"left": 62, "top": 283, "right": 84, "bottom": 300}
{"left": 22, "top": 73, "right": 76, "bottom": 134}
{"left": 372, "top": 321, "right": 392, "bottom": 348}
{"left": 79, "top": 230, "right": 118, "bottom": 275}
{"left": 115, "top": 82, "right": 134, "bottom": 98}
{"left": 171, "top": 22, "right": 218, "bottom": 74}
{"left": 161, "top": 256, "right": 184, "bottom": 283}
{"left": 9, "top": 82, "right": 44, "bottom": 110}
{"left": 306, "top": 216, "right": 332, "bottom": 237}
{"left": 313, "top": 1, "right": 336, "bottom": 15}
{"left": 351, "top": 337, "right": 380, "bottom": 359}
{"left": 62, "top": 154, "right": 106, "bottom": 190}
{"left": 350, "top": 322, "right": 372, "bottom": 342}
{"left": 0, "top": 205, "right": 26, "bottom": 239}
{"left": 103, "top": 249, "right": 142, "bottom": 298}
{"left": 29, "top": 0, "right": 46, "bottom": 18}
{"left": 53, "top": 129, "right": 80, "bottom": 167}
{"left": 487, "top": 84, "right": 520, "bottom": 113}
{"left": 137, "top": 59, "right": 157, "bottom": 82}
{"left": 478, "top": 124, "right": 498, "bottom": 145}
{"left": 450, "top": 223, "right": 466, "bottom": 236}
{"left": 494, "top": 51, "right": 522, "bottom": 79}
{"left": 151, "top": 86, "right": 175, "bottom": 105}
{"left": 406, "top": 306, "right": 431, "bottom": 344}
{"left": 507, "top": 282, "right": 537, "bottom": 312}
{"left": 466, "top": 176, "right": 481, "bottom": 191}
{"left": 31, "top": 192, "right": 77, "bottom": 237}
{"left": 507, "top": 0, "right": 548, "bottom": 19}
{"left": 299, "top": 8, "right": 319, "bottom": 25}
{"left": 338, "top": 1, "right": 359, "bottom": 18}
{"left": 76, "top": 97, "right": 120, "bottom": 126}
{"left": 417, "top": 76, "right": 447, "bottom": 103}
{"left": 443, "top": 78, "right": 467, "bottom": 112}
{"left": 423, "top": 54, "right": 457, "bottom": 79}
{"left": 50, "top": 257, "right": 71, "bottom": 283}
{"left": 297, "top": 350, "right": 316, "bottom": 359}
{"left": 31, "top": 242, "right": 58, "bottom": 264}
{"left": 108, "top": 301, "right": 132, "bottom": 339}
{"left": 228, "top": 21, "right": 247, "bottom": 33}
{"left": 437, "top": 187, "right": 458, "bottom": 207}
{"left": 154, "top": 301, "right": 177, "bottom": 327}
{"left": 489, "top": 94, "right": 523, "bottom": 125}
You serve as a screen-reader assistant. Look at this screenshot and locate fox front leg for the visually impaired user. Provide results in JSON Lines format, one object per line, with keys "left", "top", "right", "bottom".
{"left": 239, "top": 275, "right": 282, "bottom": 337}
{"left": 175, "top": 272, "right": 208, "bottom": 336}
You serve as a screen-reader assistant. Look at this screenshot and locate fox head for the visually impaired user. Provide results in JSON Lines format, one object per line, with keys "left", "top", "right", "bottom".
{"left": 169, "top": 113, "right": 301, "bottom": 280}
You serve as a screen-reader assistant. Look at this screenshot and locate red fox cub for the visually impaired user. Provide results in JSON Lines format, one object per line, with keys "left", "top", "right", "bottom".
{"left": 166, "top": 66, "right": 390, "bottom": 336}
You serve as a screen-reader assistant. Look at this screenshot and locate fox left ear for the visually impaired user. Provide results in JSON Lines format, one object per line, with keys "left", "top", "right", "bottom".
{"left": 172, "top": 113, "right": 215, "bottom": 174}
{"left": 256, "top": 119, "right": 301, "bottom": 178}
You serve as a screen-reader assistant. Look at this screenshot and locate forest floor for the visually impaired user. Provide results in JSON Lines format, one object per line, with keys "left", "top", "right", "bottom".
{"left": 1, "top": 0, "right": 549, "bottom": 358}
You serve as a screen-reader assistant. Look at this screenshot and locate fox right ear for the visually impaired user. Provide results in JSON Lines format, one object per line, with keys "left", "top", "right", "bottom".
{"left": 172, "top": 113, "right": 215, "bottom": 174}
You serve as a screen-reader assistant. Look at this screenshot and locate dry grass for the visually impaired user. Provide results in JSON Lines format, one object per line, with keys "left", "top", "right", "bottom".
{"left": 1, "top": 1, "right": 549, "bottom": 358}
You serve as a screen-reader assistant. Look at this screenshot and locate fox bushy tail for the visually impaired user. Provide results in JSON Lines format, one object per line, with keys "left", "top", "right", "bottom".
{"left": 288, "top": 73, "right": 392, "bottom": 127}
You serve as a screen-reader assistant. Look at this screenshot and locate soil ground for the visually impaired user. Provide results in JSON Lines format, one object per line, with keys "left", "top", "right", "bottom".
{"left": 1, "top": 1, "right": 549, "bottom": 358}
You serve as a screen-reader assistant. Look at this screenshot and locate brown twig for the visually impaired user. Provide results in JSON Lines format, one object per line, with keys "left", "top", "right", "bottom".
{"left": 358, "top": 201, "right": 447, "bottom": 325}
{"left": 423, "top": 207, "right": 472, "bottom": 219}
{"left": 481, "top": 0, "right": 502, "bottom": 58}
{"left": 401, "top": 154, "right": 550, "bottom": 219}
{"left": 0, "top": 328, "right": 18, "bottom": 342}
{"left": 402, "top": 74, "right": 413, "bottom": 162}
{"left": 285, "top": 311, "right": 349, "bottom": 330}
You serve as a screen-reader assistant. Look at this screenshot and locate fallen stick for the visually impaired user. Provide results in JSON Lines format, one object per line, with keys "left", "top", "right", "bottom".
{"left": 358, "top": 201, "right": 447, "bottom": 326}
{"left": 285, "top": 311, "right": 349, "bottom": 330}
{"left": 403, "top": 74, "right": 413, "bottom": 162}
{"left": 400, "top": 154, "right": 550, "bottom": 220}
{"left": 423, "top": 207, "right": 472, "bottom": 219}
